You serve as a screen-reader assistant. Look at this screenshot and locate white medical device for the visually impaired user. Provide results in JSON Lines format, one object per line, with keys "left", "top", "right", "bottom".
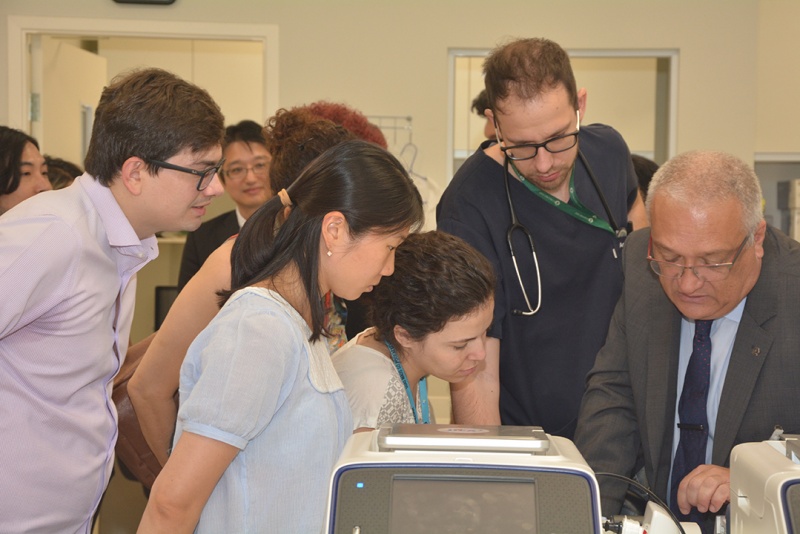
{"left": 729, "top": 435, "right": 800, "bottom": 533}
{"left": 323, "top": 424, "right": 603, "bottom": 533}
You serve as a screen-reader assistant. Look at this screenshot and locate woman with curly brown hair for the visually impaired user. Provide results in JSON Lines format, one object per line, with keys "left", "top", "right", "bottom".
{"left": 332, "top": 231, "right": 496, "bottom": 430}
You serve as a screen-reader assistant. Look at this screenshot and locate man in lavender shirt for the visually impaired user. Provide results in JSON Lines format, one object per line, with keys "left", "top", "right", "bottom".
{"left": 0, "top": 68, "right": 224, "bottom": 534}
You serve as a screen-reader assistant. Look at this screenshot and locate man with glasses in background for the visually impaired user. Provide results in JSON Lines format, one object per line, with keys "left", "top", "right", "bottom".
{"left": 178, "top": 119, "right": 272, "bottom": 291}
{"left": 0, "top": 68, "right": 224, "bottom": 533}
{"left": 437, "top": 37, "right": 646, "bottom": 438}
{"left": 575, "top": 150, "right": 800, "bottom": 533}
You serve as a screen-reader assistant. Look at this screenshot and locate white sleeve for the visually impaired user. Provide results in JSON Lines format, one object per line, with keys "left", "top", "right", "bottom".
{"left": 332, "top": 344, "right": 394, "bottom": 430}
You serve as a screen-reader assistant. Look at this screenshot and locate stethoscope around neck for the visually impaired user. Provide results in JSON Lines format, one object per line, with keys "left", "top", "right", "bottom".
{"left": 503, "top": 149, "right": 628, "bottom": 316}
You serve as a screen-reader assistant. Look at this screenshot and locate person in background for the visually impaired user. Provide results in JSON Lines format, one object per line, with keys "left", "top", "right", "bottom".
{"left": 177, "top": 120, "right": 273, "bottom": 291}
{"left": 333, "top": 231, "right": 495, "bottom": 431}
{"left": 0, "top": 126, "right": 50, "bottom": 215}
{"left": 44, "top": 155, "right": 83, "bottom": 190}
{"left": 632, "top": 153, "right": 659, "bottom": 202}
{"left": 306, "top": 100, "right": 388, "bottom": 149}
{"left": 129, "top": 107, "right": 355, "bottom": 467}
{"left": 575, "top": 151, "right": 800, "bottom": 533}
{"left": 266, "top": 108, "right": 354, "bottom": 193}
{"left": 138, "top": 140, "right": 424, "bottom": 533}
{"left": 471, "top": 89, "right": 497, "bottom": 141}
{"left": 0, "top": 67, "right": 224, "bottom": 534}
{"left": 437, "top": 37, "right": 647, "bottom": 437}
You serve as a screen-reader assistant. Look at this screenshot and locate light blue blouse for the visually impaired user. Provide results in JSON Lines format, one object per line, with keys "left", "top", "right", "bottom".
{"left": 176, "top": 287, "right": 352, "bottom": 533}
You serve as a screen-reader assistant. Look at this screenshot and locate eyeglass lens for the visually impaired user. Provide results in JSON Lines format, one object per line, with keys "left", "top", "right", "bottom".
{"left": 650, "top": 262, "right": 732, "bottom": 282}
{"left": 225, "top": 162, "right": 269, "bottom": 181}
{"left": 505, "top": 134, "right": 579, "bottom": 161}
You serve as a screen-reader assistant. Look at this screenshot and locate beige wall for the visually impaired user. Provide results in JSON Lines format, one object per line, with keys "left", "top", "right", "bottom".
{"left": 756, "top": 0, "right": 800, "bottom": 154}
{"left": 1, "top": 0, "right": 790, "bottom": 177}
{"left": 454, "top": 55, "right": 660, "bottom": 157}
{"left": 98, "top": 37, "right": 264, "bottom": 126}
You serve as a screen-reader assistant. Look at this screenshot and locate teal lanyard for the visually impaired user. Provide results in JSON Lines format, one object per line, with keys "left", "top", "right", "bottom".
{"left": 509, "top": 161, "right": 615, "bottom": 235}
{"left": 384, "top": 340, "right": 430, "bottom": 424}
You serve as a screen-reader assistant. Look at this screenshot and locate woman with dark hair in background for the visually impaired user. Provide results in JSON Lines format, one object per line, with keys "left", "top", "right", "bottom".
{"left": 138, "top": 140, "right": 424, "bottom": 533}
{"left": 333, "top": 231, "right": 496, "bottom": 430}
{"left": 0, "top": 126, "right": 50, "bottom": 215}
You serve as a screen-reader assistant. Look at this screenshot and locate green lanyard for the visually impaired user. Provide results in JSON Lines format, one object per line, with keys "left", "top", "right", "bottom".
{"left": 509, "top": 161, "right": 615, "bottom": 236}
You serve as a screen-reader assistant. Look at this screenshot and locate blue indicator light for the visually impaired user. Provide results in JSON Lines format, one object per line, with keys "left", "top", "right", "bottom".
{"left": 356, "top": 482, "right": 364, "bottom": 489}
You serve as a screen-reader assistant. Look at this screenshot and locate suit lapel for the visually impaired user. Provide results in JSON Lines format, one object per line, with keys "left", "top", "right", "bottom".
{"left": 644, "top": 279, "right": 682, "bottom": 495}
{"left": 712, "top": 236, "right": 778, "bottom": 464}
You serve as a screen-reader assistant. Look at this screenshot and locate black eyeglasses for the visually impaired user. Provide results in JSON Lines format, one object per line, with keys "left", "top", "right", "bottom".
{"left": 496, "top": 109, "right": 580, "bottom": 161}
{"left": 146, "top": 158, "right": 225, "bottom": 191}
{"left": 647, "top": 234, "right": 750, "bottom": 282}
{"left": 223, "top": 161, "right": 269, "bottom": 181}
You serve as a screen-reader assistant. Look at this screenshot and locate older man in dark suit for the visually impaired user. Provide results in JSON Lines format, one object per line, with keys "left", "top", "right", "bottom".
{"left": 575, "top": 150, "right": 800, "bottom": 533}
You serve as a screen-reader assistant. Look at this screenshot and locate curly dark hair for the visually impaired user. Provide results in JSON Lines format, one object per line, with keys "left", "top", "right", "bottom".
{"left": 369, "top": 231, "right": 496, "bottom": 350}
{"left": 264, "top": 108, "right": 354, "bottom": 193}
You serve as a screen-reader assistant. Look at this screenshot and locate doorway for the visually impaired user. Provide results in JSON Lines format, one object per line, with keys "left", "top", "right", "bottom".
{"left": 447, "top": 48, "right": 679, "bottom": 179}
{"left": 7, "top": 15, "right": 278, "bottom": 134}
{"left": 29, "top": 34, "right": 266, "bottom": 167}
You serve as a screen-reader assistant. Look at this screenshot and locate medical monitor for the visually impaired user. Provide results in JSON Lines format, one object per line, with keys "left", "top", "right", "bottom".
{"left": 325, "top": 424, "right": 602, "bottom": 534}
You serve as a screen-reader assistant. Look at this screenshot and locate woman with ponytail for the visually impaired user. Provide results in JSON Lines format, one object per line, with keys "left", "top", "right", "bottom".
{"left": 139, "top": 140, "right": 423, "bottom": 533}
{"left": 130, "top": 108, "right": 354, "bottom": 467}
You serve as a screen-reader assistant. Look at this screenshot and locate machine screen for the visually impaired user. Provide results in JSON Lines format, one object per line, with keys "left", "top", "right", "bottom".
{"left": 389, "top": 477, "right": 536, "bottom": 533}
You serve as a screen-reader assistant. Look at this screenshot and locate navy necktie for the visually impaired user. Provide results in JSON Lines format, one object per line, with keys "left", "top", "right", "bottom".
{"left": 670, "top": 319, "right": 714, "bottom": 531}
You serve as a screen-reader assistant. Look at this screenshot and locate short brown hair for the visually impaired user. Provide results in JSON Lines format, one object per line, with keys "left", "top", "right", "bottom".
{"left": 84, "top": 68, "right": 224, "bottom": 186}
{"left": 484, "top": 38, "right": 578, "bottom": 114}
